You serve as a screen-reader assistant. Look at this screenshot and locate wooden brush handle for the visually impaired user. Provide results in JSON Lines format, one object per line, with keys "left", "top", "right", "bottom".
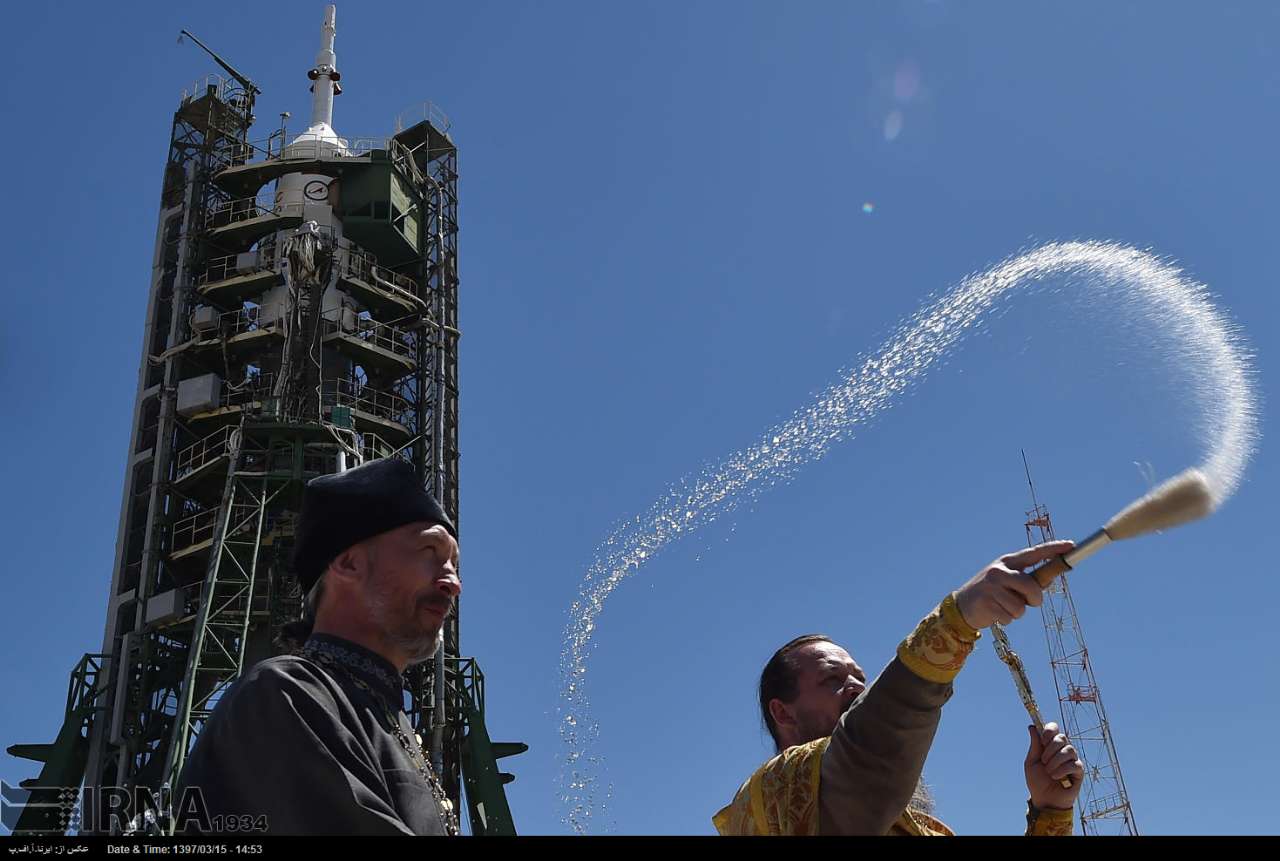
{"left": 1028, "top": 556, "right": 1071, "bottom": 588}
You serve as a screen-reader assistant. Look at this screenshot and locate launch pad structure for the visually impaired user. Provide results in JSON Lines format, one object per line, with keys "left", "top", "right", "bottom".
{"left": 6, "top": 6, "right": 525, "bottom": 836}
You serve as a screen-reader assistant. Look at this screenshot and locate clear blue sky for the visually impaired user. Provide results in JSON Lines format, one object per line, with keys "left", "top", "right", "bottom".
{"left": 2, "top": 0, "right": 1276, "bottom": 836}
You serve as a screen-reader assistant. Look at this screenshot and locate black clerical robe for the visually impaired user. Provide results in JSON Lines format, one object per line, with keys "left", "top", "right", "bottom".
{"left": 175, "top": 634, "right": 451, "bottom": 835}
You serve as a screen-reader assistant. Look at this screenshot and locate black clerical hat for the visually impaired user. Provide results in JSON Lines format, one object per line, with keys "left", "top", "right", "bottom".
{"left": 292, "top": 457, "right": 456, "bottom": 592}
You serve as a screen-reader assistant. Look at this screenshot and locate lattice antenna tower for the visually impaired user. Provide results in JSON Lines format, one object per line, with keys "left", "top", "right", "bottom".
{"left": 1021, "top": 450, "right": 1138, "bottom": 836}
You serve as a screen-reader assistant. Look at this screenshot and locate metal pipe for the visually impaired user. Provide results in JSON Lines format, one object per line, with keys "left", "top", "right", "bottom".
{"left": 370, "top": 267, "right": 429, "bottom": 312}
{"left": 428, "top": 176, "right": 448, "bottom": 776}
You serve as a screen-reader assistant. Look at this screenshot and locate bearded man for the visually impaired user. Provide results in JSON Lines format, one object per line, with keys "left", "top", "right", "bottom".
{"left": 714, "top": 541, "right": 1084, "bottom": 836}
{"left": 176, "top": 457, "right": 462, "bottom": 835}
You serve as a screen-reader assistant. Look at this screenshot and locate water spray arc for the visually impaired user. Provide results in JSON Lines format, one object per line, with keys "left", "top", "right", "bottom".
{"left": 559, "top": 240, "right": 1258, "bottom": 832}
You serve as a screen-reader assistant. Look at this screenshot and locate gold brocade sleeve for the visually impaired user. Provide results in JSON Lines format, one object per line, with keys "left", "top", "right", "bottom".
{"left": 891, "top": 809, "right": 956, "bottom": 836}
{"left": 896, "top": 592, "right": 981, "bottom": 684}
{"left": 1025, "top": 804, "right": 1074, "bottom": 836}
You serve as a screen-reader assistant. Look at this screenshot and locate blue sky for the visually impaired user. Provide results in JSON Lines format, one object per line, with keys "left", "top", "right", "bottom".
{"left": 2, "top": 0, "right": 1276, "bottom": 836}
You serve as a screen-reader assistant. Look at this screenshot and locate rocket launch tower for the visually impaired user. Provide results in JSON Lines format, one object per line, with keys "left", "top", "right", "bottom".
{"left": 7, "top": 6, "right": 524, "bottom": 835}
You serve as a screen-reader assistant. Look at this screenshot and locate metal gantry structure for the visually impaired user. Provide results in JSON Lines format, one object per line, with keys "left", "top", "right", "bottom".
{"left": 1021, "top": 454, "right": 1138, "bottom": 836}
{"left": 7, "top": 6, "right": 524, "bottom": 836}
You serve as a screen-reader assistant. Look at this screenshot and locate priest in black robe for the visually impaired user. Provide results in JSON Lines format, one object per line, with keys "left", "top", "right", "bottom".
{"left": 175, "top": 457, "right": 462, "bottom": 836}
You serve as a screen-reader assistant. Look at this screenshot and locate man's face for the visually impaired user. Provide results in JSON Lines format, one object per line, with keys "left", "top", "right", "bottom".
{"left": 362, "top": 521, "right": 461, "bottom": 665}
{"left": 779, "top": 641, "right": 867, "bottom": 746}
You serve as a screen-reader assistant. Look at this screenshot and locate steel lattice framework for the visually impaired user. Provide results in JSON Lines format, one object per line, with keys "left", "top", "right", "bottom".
{"left": 1022, "top": 455, "right": 1138, "bottom": 836}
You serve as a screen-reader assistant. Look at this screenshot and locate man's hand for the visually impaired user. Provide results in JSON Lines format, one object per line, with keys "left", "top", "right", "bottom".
{"left": 1025, "top": 722, "right": 1084, "bottom": 810}
{"left": 954, "top": 541, "right": 1074, "bottom": 629}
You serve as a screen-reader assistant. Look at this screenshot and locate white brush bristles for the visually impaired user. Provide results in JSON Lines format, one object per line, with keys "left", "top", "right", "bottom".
{"left": 1103, "top": 468, "right": 1214, "bottom": 541}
